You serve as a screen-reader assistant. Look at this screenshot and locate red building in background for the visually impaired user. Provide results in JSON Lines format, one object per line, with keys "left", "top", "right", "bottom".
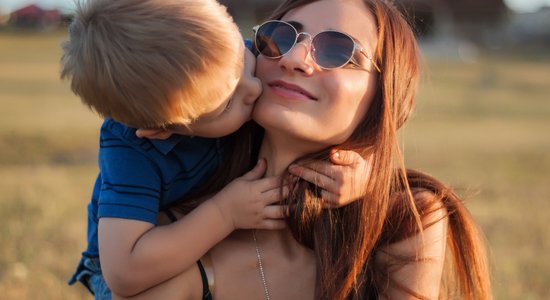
{"left": 9, "top": 4, "right": 61, "bottom": 30}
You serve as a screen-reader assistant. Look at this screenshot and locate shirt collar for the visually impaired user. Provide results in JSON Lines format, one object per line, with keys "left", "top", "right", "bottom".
{"left": 149, "top": 134, "right": 186, "bottom": 155}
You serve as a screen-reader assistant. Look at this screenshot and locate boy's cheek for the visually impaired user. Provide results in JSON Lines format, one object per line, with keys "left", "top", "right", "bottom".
{"left": 244, "top": 47, "right": 256, "bottom": 59}
{"left": 247, "top": 76, "right": 263, "bottom": 102}
{"left": 253, "top": 77, "right": 262, "bottom": 99}
{"left": 243, "top": 49, "right": 257, "bottom": 74}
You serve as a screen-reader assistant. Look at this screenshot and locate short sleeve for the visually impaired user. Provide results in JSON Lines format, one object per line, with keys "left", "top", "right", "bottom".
{"left": 97, "top": 131, "right": 162, "bottom": 224}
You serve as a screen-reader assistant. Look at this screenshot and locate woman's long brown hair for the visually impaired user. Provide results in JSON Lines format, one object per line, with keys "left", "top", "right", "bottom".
{"left": 175, "top": 0, "right": 491, "bottom": 299}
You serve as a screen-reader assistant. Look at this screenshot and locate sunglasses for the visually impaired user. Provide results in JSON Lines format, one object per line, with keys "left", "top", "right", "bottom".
{"left": 253, "top": 20, "right": 380, "bottom": 72}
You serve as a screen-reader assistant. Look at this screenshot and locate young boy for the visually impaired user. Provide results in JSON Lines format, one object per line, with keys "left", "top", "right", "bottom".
{"left": 62, "top": 0, "right": 275, "bottom": 298}
{"left": 62, "top": 0, "right": 367, "bottom": 298}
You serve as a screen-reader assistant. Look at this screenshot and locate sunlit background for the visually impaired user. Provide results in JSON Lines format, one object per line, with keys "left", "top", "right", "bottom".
{"left": 1, "top": 0, "right": 549, "bottom": 299}
{"left": 2, "top": 0, "right": 550, "bottom": 12}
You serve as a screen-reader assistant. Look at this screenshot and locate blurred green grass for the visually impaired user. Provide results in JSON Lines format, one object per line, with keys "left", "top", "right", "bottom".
{"left": 0, "top": 31, "right": 549, "bottom": 299}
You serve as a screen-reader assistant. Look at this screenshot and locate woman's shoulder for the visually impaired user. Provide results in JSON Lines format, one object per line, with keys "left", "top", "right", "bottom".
{"left": 373, "top": 169, "right": 450, "bottom": 298}
{"left": 390, "top": 169, "right": 455, "bottom": 215}
{"left": 383, "top": 169, "right": 452, "bottom": 244}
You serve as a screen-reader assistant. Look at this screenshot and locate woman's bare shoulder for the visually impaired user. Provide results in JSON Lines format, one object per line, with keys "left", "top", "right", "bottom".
{"left": 376, "top": 188, "right": 448, "bottom": 299}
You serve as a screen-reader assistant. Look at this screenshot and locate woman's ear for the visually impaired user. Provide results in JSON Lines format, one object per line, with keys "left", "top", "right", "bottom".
{"left": 135, "top": 128, "right": 173, "bottom": 140}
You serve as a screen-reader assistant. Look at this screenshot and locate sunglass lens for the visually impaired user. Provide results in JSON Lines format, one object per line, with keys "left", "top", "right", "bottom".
{"left": 313, "top": 31, "right": 355, "bottom": 69}
{"left": 256, "top": 22, "right": 296, "bottom": 58}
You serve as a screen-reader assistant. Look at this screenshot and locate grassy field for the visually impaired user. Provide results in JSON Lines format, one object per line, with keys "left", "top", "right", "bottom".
{"left": 0, "top": 31, "right": 549, "bottom": 299}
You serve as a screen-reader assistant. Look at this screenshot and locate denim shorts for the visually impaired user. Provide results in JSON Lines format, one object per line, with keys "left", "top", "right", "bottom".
{"left": 68, "top": 256, "right": 112, "bottom": 300}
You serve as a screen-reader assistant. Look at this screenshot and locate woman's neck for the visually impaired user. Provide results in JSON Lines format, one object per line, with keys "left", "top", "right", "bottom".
{"left": 258, "top": 140, "right": 297, "bottom": 177}
{"left": 258, "top": 131, "right": 322, "bottom": 177}
{"left": 232, "top": 131, "right": 320, "bottom": 256}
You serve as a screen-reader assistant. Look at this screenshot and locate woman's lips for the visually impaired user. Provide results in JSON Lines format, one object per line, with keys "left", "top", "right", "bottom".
{"left": 268, "top": 80, "right": 317, "bottom": 101}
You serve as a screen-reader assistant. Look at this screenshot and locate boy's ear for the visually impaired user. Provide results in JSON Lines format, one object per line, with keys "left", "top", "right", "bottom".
{"left": 135, "top": 128, "right": 173, "bottom": 140}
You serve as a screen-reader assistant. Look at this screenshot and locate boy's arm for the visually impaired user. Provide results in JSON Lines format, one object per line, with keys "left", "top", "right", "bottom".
{"left": 100, "top": 159, "right": 287, "bottom": 297}
{"left": 288, "top": 149, "right": 372, "bottom": 208}
{"left": 99, "top": 202, "right": 226, "bottom": 297}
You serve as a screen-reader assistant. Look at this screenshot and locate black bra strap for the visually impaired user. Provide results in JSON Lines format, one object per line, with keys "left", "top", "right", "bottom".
{"left": 164, "top": 209, "right": 178, "bottom": 223}
{"left": 197, "top": 260, "right": 213, "bottom": 300}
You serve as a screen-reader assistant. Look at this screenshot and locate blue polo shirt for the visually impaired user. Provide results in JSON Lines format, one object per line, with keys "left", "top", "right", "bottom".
{"left": 81, "top": 118, "right": 227, "bottom": 259}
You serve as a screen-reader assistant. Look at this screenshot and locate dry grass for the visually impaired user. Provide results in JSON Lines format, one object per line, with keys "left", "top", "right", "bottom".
{"left": 0, "top": 31, "right": 548, "bottom": 299}
{"left": 404, "top": 53, "right": 550, "bottom": 299}
{"left": 0, "top": 31, "right": 100, "bottom": 299}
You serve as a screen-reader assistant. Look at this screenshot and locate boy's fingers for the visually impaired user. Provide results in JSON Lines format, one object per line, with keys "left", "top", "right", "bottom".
{"left": 242, "top": 159, "right": 266, "bottom": 180}
{"left": 289, "top": 165, "right": 338, "bottom": 193}
{"left": 261, "top": 187, "right": 287, "bottom": 205}
{"left": 258, "top": 176, "right": 283, "bottom": 192}
{"left": 260, "top": 181, "right": 290, "bottom": 196}
{"left": 259, "top": 219, "right": 287, "bottom": 230}
{"left": 330, "top": 149, "right": 362, "bottom": 166}
{"left": 290, "top": 161, "right": 335, "bottom": 179}
{"left": 281, "top": 185, "right": 290, "bottom": 199}
{"left": 321, "top": 190, "right": 364, "bottom": 208}
{"left": 264, "top": 205, "right": 289, "bottom": 219}
{"left": 320, "top": 190, "right": 346, "bottom": 208}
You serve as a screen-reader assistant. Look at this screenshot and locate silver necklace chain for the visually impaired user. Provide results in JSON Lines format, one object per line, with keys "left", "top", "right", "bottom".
{"left": 252, "top": 230, "right": 271, "bottom": 300}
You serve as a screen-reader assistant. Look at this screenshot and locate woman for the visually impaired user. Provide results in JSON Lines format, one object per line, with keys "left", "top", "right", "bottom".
{"left": 116, "top": 0, "right": 490, "bottom": 299}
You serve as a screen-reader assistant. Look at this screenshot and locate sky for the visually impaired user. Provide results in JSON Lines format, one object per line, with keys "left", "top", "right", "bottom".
{"left": 1, "top": 0, "right": 550, "bottom": 13}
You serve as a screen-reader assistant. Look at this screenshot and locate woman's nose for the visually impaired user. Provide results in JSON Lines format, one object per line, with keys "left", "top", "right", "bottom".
{"left": 277, "top": 38, "right": 316, "bottom": 75}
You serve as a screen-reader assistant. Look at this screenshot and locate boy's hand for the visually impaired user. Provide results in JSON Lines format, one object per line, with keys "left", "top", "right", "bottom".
{"left": 288, "top": 149, "right": 372, "bottom": 208}
{"left": 212, "top": 159, "right": 288, "bottom": 231}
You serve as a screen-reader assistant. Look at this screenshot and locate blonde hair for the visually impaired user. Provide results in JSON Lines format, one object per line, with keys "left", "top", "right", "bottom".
{"left": 61, "top": 0, "right": 243, "bottom": 128}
